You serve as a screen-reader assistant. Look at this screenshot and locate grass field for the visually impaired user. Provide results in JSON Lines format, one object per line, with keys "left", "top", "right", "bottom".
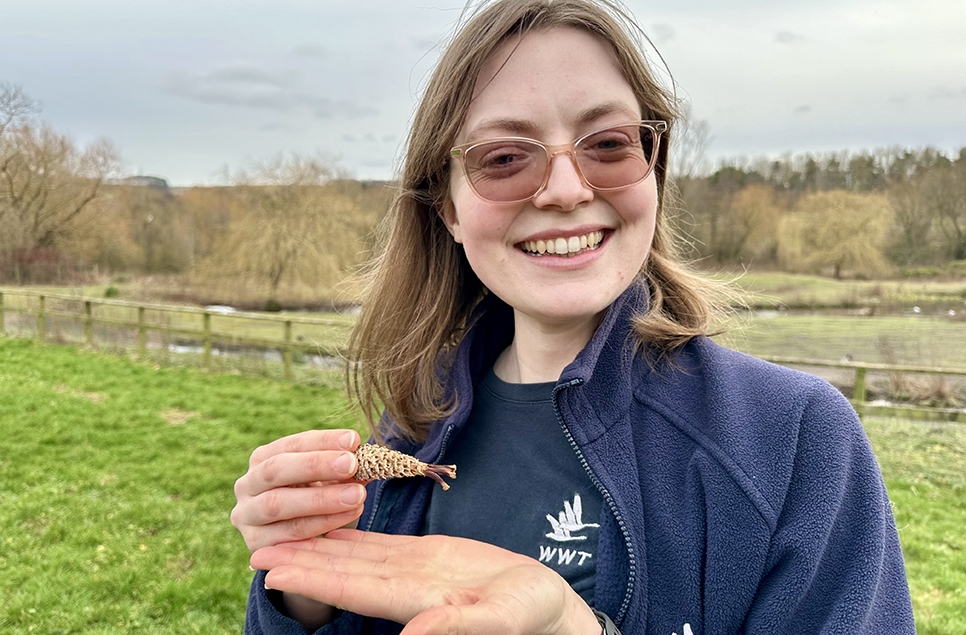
{"left": 719, "top": 313, "right": 966, "bottom": 370}
{"left": 724, "top": 270, "right": 966, "bottom": 310}
{"left": 2, "top": 337, "right": 965, "bottom": 633}
{"left": 0, "top": 338, "right": 364, "bottom": 634}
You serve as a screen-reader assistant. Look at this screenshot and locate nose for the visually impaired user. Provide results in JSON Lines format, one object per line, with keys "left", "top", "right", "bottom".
{"left": 531, "top": 150, "right": 594, "bottom": 211}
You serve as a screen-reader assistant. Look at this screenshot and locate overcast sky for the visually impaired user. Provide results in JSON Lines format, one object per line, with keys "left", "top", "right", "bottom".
{"left": 2, "top": 0, "right": 964, "bottom": 186}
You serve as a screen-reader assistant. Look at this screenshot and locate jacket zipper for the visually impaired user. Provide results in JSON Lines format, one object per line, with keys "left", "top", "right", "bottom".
{"left": 553, "top": 379, "right": 637, "bottom": 625}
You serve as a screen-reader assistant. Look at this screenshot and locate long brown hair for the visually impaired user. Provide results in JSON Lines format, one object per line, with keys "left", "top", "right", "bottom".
{"left": 348, "top": 0, "right": 728, "bottom": 442}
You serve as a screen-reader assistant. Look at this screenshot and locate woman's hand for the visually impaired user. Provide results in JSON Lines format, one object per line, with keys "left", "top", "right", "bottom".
{"left": 250, "top": 529, "right": 602, "bottom": 635}
{"left": 230, "top": 429, "right": 368, "bottom": 553}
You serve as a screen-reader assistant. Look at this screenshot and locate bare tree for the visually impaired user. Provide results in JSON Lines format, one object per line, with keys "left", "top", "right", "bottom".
{"left": 888, "top": 179, "right": 939, "bottom": 265}
{"left": 0, "top": 83, "right": 120, "bottom": 281}
{"left": 0, "top": 82, "right": 39, "bottom": 135}
{"left": 922, "top": 161, "right": 966, "bottom": 260}
{"left": 779, "top": 191, "right": 893, "bottom": 279}
{"left": 199, "top": 153, "right": 376, "bottom": 304}
{"left": 727, "top": 184, "right": 781, "bottom": 263}
{"left": 669, "top": 101, "right": 712, "bottom": 184}
{"left": 0, "top": 83, "right": 40, "bottom": 231}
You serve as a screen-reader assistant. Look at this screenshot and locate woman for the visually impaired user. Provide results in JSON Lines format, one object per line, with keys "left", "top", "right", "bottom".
{"left": 231, "top": 1, "right": 915, "bottom": 633}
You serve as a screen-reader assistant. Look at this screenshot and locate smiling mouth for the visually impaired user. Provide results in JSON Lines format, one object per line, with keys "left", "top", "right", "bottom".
{"left": 520, "top": 231, "right": 605, "bottom": 257}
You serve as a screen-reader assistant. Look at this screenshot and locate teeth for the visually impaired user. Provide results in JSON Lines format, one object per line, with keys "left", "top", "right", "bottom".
{"left": 522, "top": 231, "right": 604, "bottom": 256}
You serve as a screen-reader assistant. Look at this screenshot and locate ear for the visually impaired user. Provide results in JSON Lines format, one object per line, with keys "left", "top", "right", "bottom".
{"left": 440, "top": 200, "right": 463, "bottom": 244}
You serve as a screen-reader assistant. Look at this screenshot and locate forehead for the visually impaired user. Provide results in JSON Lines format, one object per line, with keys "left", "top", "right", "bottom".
{"left": 460, "top": 27, "right": 641, "bottom": 142}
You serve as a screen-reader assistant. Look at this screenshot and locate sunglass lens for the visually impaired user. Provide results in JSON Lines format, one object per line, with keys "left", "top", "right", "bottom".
{"left": 577, "top": 125, "right": 654, "bottom": 189}
{"left": 463, "top": 140, "right": 546, "bottom": 202}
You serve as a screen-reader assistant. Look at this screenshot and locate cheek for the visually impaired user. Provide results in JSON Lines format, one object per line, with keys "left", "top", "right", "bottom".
{"left": 607, "top": 180, "right": 658, "bottom": 228}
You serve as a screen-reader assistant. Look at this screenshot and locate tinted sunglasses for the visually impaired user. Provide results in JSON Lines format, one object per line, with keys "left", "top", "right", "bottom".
{"left": 450, "top": 120, "right": 667, "bottom": 203}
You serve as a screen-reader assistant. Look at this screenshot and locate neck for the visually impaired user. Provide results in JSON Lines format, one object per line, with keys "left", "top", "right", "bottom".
{"left": 493, "top": 310, "right": 602, "bottom": 384}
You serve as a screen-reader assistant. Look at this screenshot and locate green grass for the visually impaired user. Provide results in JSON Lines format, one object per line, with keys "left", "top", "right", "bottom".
{"left": 723, "top": 271, "right": 966, "bottom": 310}
{"left": 2, "top": 338, "right": 965, "bottom": 633}
{"left": 864, "top": 417, "right": 966, "bottom": 633}
{"left": 719, "top": 313, "right": 966, "bottom": 369}
{"left": 0, "top": 337, "right": 364, "bottom": 634}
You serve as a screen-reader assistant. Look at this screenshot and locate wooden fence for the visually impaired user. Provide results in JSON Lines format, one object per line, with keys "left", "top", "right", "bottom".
{"left": 0, "top": 287, "right": 351, "bottom": 381}
{"left": 757, "top": 356, "right": 966, "bottom": 423}
{"left": 1, "top": 287, "right": 965, "bottom": 423}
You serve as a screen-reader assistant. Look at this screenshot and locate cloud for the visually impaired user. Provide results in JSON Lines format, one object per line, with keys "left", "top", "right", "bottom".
{"left": 313, "top": 100, "right": 378, "bottom": 119}
{"left": 794, "top": 105, "right": 812, "bottom": 113}
{"left": 293, "top": 44, "right": 329, "bottom": 58}
{"left": 259, "top": 122, "right": 297, "bottom": 132}
{"left": 163, "top": 66, "right": 378, "bottom": 119}
{"left": 775, "top": 31, "right": 806, "bottom": 44}
{"left": 411, "top": 36, "right": 441, "bottom": 51}
{"left": 342, "top": 132, "right": 394, "bottom": 144}
{"left": 206, "top": 67, "right": 298, "bottom": 88}
{"left": 930, "top": 86, "right": 966, "bottom": 100}
{"left": 651, "top": 23, "right": 676, "bottom": 45}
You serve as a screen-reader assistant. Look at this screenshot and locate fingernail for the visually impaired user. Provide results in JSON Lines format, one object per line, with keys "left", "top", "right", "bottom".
{"left": 248, "top": 565, "right": 255, "bottom": 571}
{"left": 334, "top": 452, "right": 354, "bottom": 475}
{"left": 339, "top": 430, "right": 355, "bottom": 450}
{"left": 340, "top": 484, "right": 365, "bottom": 505}
{"left": 264, "top": 581, "right": 273, "bottom": 590}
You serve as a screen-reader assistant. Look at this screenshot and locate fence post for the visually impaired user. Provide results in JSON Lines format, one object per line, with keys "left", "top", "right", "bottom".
{"left": 853, "top": 366, "right": 867, "bottom": 416}
{"left": 37, "top": 295, "right": 46, "bottom": 341}
{"left": 203, "top": 311, "right": 212, "bottom": 369}
{"left": 0, "top": 291, "right": 5, "bottom": 335}
{"left": 138, "top": 306, "right": 147, "bottom": 356}
{"left": 283, "top": 320, "right": 293, "bottom": 381}
{"left": 84, "top": 301, "right": 93, "bottom": 345}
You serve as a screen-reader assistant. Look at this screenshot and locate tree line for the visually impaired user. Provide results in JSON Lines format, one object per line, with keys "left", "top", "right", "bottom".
{"left": 673, "top": 120, "right": 966, "bottom": 276}
{"left": 2, "top": 81, "right": 964, "bottom": 306}
{"left": 0, "top": 83, "right": 390, "bottom": 306}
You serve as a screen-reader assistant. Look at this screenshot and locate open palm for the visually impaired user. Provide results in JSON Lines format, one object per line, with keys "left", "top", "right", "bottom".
{"left": 250, "top": 529, "right": 600, "bottom": 635}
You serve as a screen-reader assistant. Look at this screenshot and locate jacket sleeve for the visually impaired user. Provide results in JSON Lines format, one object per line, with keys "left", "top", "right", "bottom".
{"left": 743, "top": 384, "right": 915, "bottom": 634}
{"left": 244, "top": 569, "right": 365, "bottom": 635}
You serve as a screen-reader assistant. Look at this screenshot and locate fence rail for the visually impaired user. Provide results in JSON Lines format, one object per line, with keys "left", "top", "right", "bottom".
{"left": 758, "top": 355, "right": 966, "bottom": 423}
{"left": 0, "top": 287, "right": 351, "bottom": 380}
{"left": 2, "top": 287, "right": 965, "bottom": 423}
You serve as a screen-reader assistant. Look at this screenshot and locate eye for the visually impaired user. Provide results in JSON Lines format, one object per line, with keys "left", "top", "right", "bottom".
{"left": 468, "top": 142, "right": 540, "bottom": 178}
{"left": 579, "top": 127, "right": 644, "bottom": 162}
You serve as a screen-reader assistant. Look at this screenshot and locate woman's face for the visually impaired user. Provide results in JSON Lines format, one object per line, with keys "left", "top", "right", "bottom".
{"left": 444, "top": 27, "right": 658, "bottom": 332}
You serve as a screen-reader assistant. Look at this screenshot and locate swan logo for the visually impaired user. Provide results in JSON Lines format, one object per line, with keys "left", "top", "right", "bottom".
{"left": 537, "top": 493, "right": 599, "bottom": 568}
{"left": 545, "top": 493, "right": 599, "bottom": 542}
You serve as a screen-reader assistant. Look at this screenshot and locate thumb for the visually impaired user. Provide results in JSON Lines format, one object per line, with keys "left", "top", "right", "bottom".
{"left": 401, "top": 603, "right": 521, "bottom": 635}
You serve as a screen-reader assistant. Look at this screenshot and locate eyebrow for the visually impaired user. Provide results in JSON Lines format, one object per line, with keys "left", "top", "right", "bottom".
{"left": 464, "top": 101, "right": 641, "bottom": 142}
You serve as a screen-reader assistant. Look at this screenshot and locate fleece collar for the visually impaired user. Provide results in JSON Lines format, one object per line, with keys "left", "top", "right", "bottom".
{"left": 416, "top": 281, "right": 651, "bottom": 462}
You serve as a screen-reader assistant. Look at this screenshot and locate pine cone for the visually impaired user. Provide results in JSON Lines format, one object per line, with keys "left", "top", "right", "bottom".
{"left": 353, "top": 444, "right": 457, "bottom": 490}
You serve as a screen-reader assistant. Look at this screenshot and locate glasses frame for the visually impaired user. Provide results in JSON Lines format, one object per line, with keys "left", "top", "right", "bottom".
{"left": 449, "top": 120, "right": 668, "bottom": 204}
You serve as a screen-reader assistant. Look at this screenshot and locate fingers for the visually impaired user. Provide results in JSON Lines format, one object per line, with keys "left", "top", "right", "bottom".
{"left": 253, "top": 534, "right": 577, "bottom": 635}
{"left": 249, "top": 429, "right": 360, "bottom": 469}
{"left": 261, "top": 563, "right": 428, "bottom": 625}
{"left": 241, "top": 476, "right": 365, "bottom": 525}
{"left": 236, "top": 449, "right": 358, "bottom": 498}
{"left": 236, "top": 507, "right": 365, "bottom": 552}
{"left": 230, "top": 428, "right": 366, "bottom": 552}
{"left": 251, "top": 534, "right": 397, "bottom": 573}
{"left": 402, "top": 604, "right": 519, "bottom": 635}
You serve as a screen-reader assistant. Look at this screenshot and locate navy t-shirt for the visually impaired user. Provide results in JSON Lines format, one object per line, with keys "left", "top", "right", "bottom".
{"left": 421, "top": 368, "right": 602, "bottom": 604}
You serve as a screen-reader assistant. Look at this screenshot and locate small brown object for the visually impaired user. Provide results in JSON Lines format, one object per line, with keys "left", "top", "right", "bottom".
{"left": 353, "top": 444, "right": 457, "bottom": 490}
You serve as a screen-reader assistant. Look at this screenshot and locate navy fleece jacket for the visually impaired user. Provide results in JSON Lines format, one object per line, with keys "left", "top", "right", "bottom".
{"left": 245, "top": 283, "right": 915, "bottom": 635}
